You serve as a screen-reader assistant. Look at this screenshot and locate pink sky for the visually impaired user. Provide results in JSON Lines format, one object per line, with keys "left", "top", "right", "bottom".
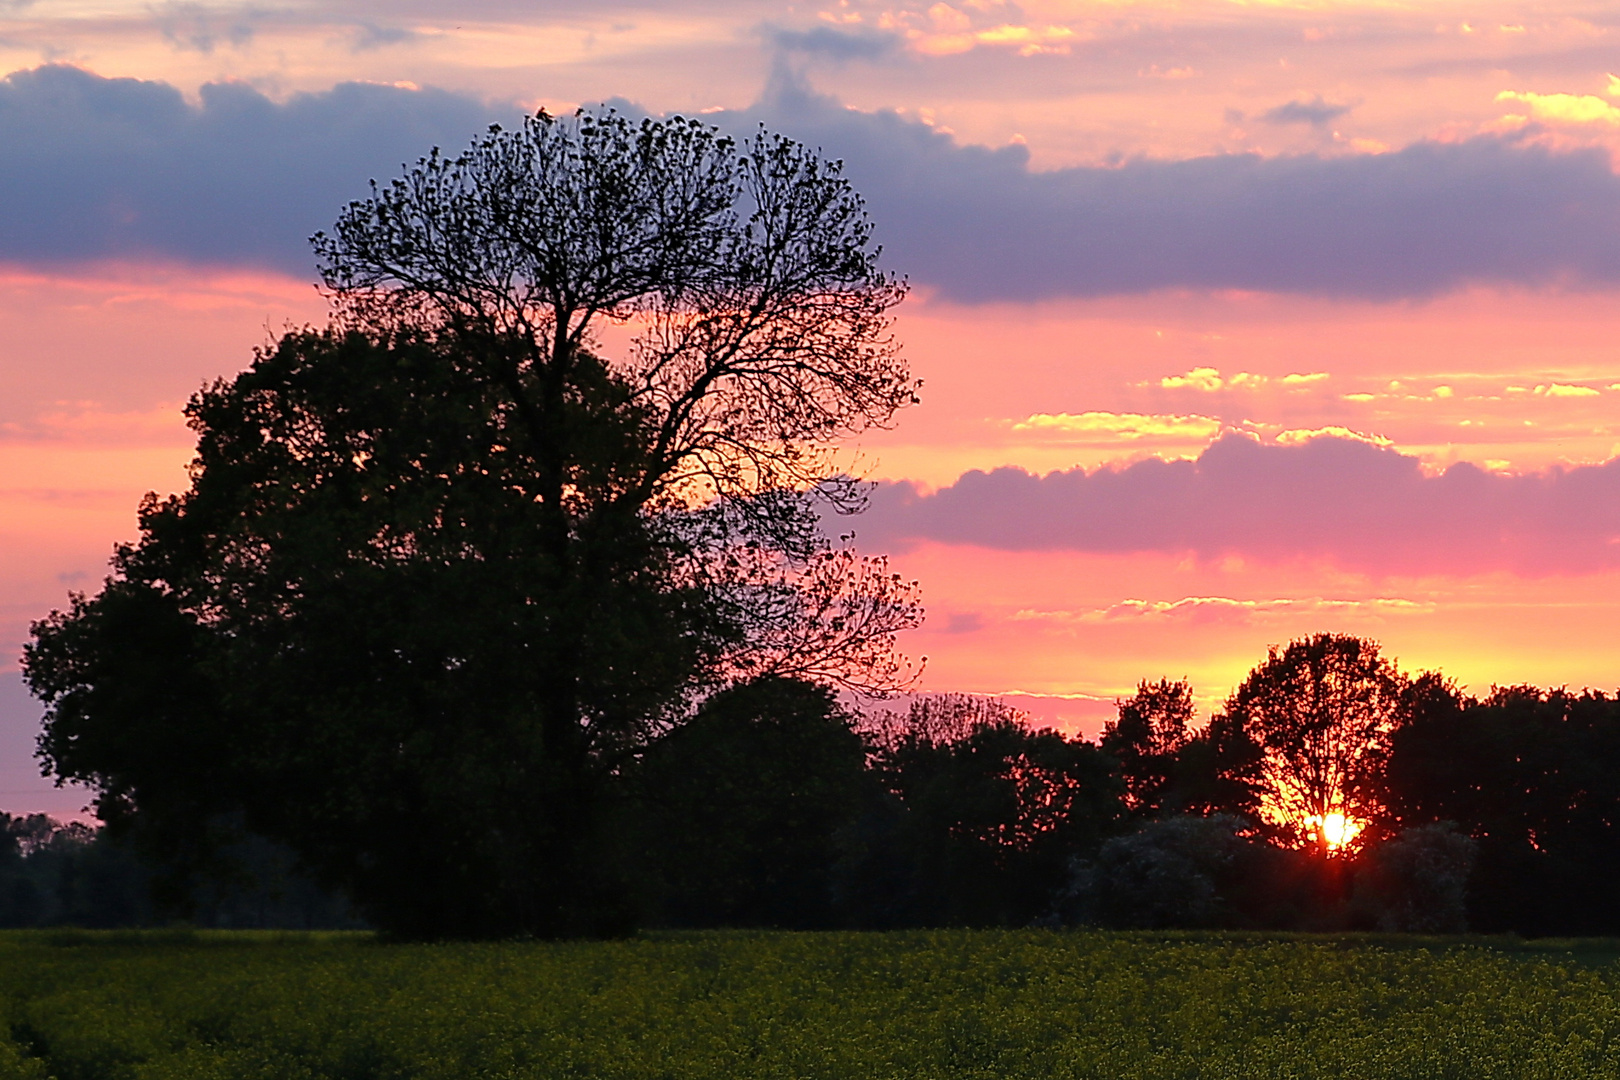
{"left": 4, "top": 0, "right": 1620, "bottom": 813}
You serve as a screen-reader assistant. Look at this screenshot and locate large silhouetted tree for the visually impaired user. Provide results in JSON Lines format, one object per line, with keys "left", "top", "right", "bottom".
{"left": 24, "top": 108, "right": 921, "bottom": 938}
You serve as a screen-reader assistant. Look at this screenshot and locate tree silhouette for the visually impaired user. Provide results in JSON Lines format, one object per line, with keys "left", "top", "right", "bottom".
{"left": 871, "top": 709, "right": 1122, "bottom": 925}
{"left": 1382, "top": 684, "right": 1620, "bottom": 934}
{"left": 633, "top": 677, "right": 874, "bottom": 929}
{"left": 1221, "top": 634, "right": 1408, "bottom": 851}
{"left": 26, "top": 108, "right": 921, "bottom": 938}
{"left": 1101, "top": 678, "right": 1195, "bottom": 814}
{"left": 858, "top": 693, "right": 1029, "bottom": 755}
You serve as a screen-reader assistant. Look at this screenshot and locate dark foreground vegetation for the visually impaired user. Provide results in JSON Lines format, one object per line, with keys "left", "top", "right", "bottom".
{"left": 0, "top": 815, "right": 360, "bottom": 931}
{"left": 1, "top": 929, "right": 1619, "bottom": 1080}
{"left": 8, "top": 656, "right": 1620, "bottom": 939}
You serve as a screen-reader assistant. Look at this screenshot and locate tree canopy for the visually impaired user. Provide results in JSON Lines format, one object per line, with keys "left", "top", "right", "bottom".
{"left": 25, "top": 108, "right": 922, "bottom": 938}
{"left": 1221, "top": 634, "right": 1409, "bottom": 850}
{"left": 633, "top": 677, "right": 874, "bottom": 929}
{"left": 1100, "top": 678, "right": 1195, "bottom": 815}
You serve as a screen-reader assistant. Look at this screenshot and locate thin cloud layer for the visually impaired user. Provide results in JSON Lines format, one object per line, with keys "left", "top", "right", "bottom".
{"left": 6, "top": 64, "right": 1620, "bottom": 300}
{"left": 857, "top": 435, "right": 1620, "bottom": 576}
{"left": 1259, "top": 96, "right": 1355, "bottom": 127}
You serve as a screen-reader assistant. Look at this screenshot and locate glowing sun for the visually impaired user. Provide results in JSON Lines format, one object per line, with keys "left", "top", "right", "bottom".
{"left": 1306, "top": 812, "right": 1364, "bottom": 851}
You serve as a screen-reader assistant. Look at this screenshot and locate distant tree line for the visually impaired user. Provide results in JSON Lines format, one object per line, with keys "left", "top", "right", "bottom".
{"left": 0, "top": 813, "right": 360, "bottom": 929}
{"left": 15, "top": 634, "right": 1620, "bottom": 937}
{"left": 631, "top": 637, "right": 1620, "bottom": 937}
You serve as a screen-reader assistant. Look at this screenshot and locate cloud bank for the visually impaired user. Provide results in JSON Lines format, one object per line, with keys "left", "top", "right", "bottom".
{"left": 0, "top": 65, "right": 504, "bottom": 272}
{"left": 857, "top": 435, "right": 1620, "bottom": 576}
{"left": 5, "top": 65, "right": 1620, "bottom": 300}
{"left": 741, "top": 79, "right": 1620, "bottom": 301}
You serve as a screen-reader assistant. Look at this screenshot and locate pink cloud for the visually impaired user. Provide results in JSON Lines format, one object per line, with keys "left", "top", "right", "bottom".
{"left": 859, "top": 433, "right": 1620, "bottom": 576}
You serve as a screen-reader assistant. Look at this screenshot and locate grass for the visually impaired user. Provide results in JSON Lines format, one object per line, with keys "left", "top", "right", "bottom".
{"left": 1, "top": 928, "right": 1618, "bottom": 1078}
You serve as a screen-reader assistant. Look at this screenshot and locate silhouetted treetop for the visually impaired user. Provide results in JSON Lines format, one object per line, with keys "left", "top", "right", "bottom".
{"left": 314, "top": 108, "right": 917, "bottom": 536}
{"left": 1102, "top": 678, "right": 1195, "bottom": 814}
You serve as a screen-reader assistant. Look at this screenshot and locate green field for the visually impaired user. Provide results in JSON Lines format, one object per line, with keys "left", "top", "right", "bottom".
{"left": 1, "top": 929, "right": 1618, "bottom": 1079}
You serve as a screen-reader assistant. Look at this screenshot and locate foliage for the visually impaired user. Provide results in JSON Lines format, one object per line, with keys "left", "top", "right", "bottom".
{"left": 632, "top": 677, "right": 876, "bottom": 929}
{"left": 1100, "top": 679, "right": 1195, "bottom": 815}
{"left": 1354, "top": 823, "right": 1477, "bottom": 934}
{"left": 1160, "top": 708, "right": 1267, "bottom": 821}
{"left": 0, "top": 816, "right": 359, "bottom": 932}
{"left": 4, "top": 930, "right": 1620, "bottom": 1078}
{"left": 0, "top": 815, "right": 147, "bottom": 930}
{"left": 870, "top": 717, "right": 1123, "bottom": 926}
{"left": 858, "top": 693, "right": 1029, "bottom": 756}
{"left": 1059, "top": 814, "right": 1256, "bottom": 929}
{"left": 1221, "top": 634, "right": 1410, "bottom": 848}
{"left": 1381, "top": 685, "right": 1620, "bottom": 936}
{"left": 311, "top": 108, "right": 922, "bottom": 673}
{"left": 24, "top": 108, "right": 922, "bottom": 939}
{"left": 30, "top": 332, "right": 683, "bottom": 938}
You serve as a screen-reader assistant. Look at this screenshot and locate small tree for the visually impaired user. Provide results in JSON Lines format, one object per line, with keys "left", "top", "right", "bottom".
{"left": 1355, "top": 822, "right": 1476, "bottom": 933}
{"left": 1057, "top": 814, "right": 1255, "bottom": 929}
{"left": 1100, "top": 678, "right": 1195, "bottom": 814}
{"left": 26, "top": 108, "right": 922, "bottom": 938}
{"left": 1222, "top": 634, "right": 1408, "bottom": 852}
{"left": 633, "top": 677, "right": 874, "bottom": 929}
{"left": 871, "top": 713, "right": 1122, "bottom": 926}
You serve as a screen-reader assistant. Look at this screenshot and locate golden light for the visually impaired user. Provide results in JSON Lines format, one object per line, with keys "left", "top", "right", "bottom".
{"left": 1305, "top": 812, "right": 1364, "bottom": 851}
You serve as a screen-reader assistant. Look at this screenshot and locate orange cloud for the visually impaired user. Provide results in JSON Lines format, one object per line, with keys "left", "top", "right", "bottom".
{"left": 1495, "top": 89, "right": 1620, "bottom": 126}
{"left": 905, "top": 3, "right": 1077, "bottom": 56}
{"left": 1536, "top": 383, "right": 1601, "bottom": 397}
{"left": 1010, "top": 411, "right": 1222, "bottom": 442}
{"left": 1160, "top": 367, "right": 1226, "bottom": 391}
{"left": 1158, "top": 367, "right": 1325, "bottom": 392}
{"left": 1273, "top": 426, "right": 1392, "bottom": 447}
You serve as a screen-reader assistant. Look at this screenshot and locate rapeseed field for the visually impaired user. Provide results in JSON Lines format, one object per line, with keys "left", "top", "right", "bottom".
{"left": 0, "top": 929, "right": 1616, "bottom": 1079}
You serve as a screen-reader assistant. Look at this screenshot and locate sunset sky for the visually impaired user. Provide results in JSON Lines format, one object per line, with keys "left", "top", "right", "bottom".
{"left": 5, "top": 0, "right": 1620, "bottom": 813}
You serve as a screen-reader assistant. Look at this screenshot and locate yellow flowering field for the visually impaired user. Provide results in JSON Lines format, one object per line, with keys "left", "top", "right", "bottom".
{"left": 0, "top": 929, "right": 1616, "bottom": 1079}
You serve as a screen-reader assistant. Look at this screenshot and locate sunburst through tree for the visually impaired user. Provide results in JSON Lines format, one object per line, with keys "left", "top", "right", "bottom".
{"left": 1221, "top": 634, "right": 1412, "bottom": 853}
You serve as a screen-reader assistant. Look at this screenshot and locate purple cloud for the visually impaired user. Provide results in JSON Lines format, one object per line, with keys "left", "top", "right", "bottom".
{"left": 1259, "top": 96, "right": 1355, "bottom": 127}
{"left": 0, "top": 64, "right": 506, "bottom": 271}
{"left": 4, "top": 65, "right": 1620, "bottom": 301}
{"left": 739, "top": 77, "right": 1620, "bottom": 301}
{"left": 855, "top": 434, "right": 1620, "bottom": 576}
